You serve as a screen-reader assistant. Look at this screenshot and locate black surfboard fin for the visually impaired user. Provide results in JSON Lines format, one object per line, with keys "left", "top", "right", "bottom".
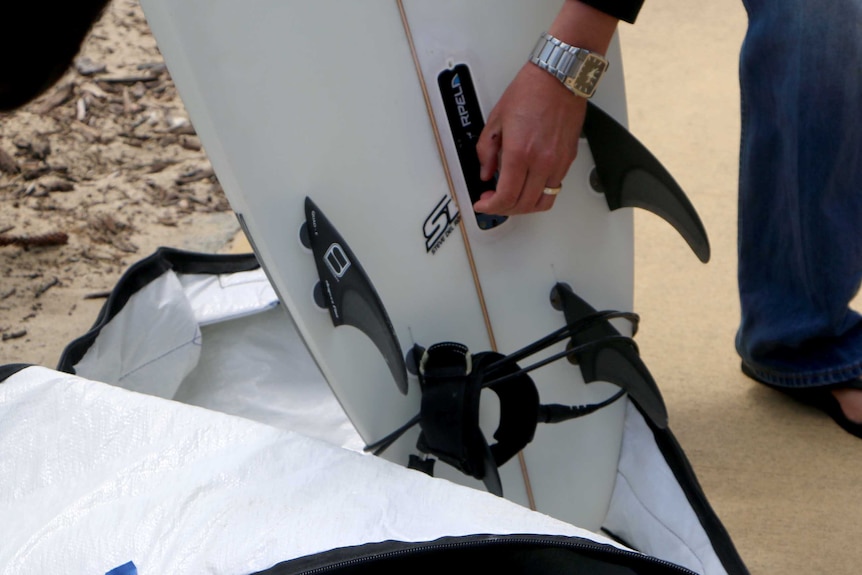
{"left": 304, "top": 197, "right": 409, "bottom": 394}
{"left": 583, "top": 102, "right": 711, "bottom": 264}
{"left": 551, "top": 283, "right": 668, "bottom": 428}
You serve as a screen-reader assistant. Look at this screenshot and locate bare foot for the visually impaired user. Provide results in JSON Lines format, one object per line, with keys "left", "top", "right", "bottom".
{"left": 832, "top": 387, "right": 862, "bottom": 424}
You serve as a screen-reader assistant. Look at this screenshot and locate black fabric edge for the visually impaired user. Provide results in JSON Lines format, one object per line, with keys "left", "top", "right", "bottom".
{"left": 633, "top": 403, "right": 750, "bottom": 574}
{"left": 57, "top": 247, "right": 260, "bottom": 373}
{"left": 599, "top": 527, "right": 637, "bottom": 552}
{"left": 252, "top": 534, "right": 696, "bottom": 575}
{"left": 578, "top": 0, "right": 644, "bottom": 24}
{"left": 0, "top": 363, "right": 32, "bottom": 383}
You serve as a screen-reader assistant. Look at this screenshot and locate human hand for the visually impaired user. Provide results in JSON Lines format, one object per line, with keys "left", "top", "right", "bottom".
{"left": 473, "top": 63, "right": 586, "bottom": 215}
{"left": 472, "top": 0, "right": 617, "bottom": 216}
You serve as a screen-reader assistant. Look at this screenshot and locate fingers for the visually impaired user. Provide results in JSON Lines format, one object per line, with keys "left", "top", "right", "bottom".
{"left": 534, "top": 189, "right": 557, "bottom": 212}
{"left": 476, "top": 124, "right": 501, "bottom": 182}
{"left": 523, "top": 163, "right": 555, "bottom": 212}
{"left": 476, "top": 181, "right": 558, "bottom": 213}
{"left": 472, "top": 63, "right": 585, "bottom": 216}
{"left": 474, "top": 148, "right": 528, "bottom": 214}
{"left": 473, "top": 146, "right": 574, "bottom": 215}
{"left": 539, "top": 161, "right": 570, "bottom": 210}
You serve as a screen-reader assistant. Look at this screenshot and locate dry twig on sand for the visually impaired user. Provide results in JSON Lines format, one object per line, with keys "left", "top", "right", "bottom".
{"left": 0, "top": 232, "right": 69, "bottom": 248}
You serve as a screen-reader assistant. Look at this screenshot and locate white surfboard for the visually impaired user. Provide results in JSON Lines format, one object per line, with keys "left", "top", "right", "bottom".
{"left": 140, "top": 0, "right": 685, "bottom": 531}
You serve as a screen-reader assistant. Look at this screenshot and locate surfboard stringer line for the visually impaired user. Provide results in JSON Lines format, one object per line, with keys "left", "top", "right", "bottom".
{"left": 395, "top": 0, "right": 537, "bottom": 510}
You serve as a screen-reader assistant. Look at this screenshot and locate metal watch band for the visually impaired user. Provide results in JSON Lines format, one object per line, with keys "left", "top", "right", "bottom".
{"left": 529, "top": 32, "right": 607, "bottom": 98}
{"left": 530, "top": 32, "right": 584, "bottom": 82}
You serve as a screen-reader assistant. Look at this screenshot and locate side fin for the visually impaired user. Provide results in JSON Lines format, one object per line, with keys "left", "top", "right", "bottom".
{"left": 583, "top": 102, "right": 711, "bottom": 263}
{"left": 552, "top": 283, "right": 668, "bottom": 428}
{"left": 304, "top": 197, "right": 408, "bottom": 394}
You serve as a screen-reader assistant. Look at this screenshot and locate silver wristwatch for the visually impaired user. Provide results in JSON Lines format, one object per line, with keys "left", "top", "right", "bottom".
{"left": 529, "top": 32, "right": 608, "bottom": 99}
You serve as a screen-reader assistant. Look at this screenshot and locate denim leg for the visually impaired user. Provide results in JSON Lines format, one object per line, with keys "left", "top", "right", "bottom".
{"left": 737, "top": 0, "right": 862, "bottom": 387}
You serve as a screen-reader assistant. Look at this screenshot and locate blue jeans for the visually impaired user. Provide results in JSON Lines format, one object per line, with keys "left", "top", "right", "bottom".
{"left": 736, "top": 0, "right": 862, "bottom": 387}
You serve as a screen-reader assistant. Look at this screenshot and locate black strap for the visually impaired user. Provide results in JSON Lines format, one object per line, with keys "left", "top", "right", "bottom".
{"left": 416, "top": 343, "right": 539, "bottom": 497}
{"left": 477, "top": 352, "right": 540, "bottom": 468}
{"left": 0, "top": 363, "right": 31, "bottom": 383}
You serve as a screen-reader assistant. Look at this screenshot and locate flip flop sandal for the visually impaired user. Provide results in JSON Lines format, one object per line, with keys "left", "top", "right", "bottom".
{"left": 742, "top": 362, "right": 862, "bottom": 439}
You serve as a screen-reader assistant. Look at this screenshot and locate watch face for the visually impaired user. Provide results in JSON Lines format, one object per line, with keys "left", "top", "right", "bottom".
{"left": 572, "top": 54, "right": 608, "bottom": 97}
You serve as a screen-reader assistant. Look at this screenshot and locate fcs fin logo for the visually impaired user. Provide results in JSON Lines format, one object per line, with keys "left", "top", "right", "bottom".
{"left": 324, "top": 243, "right": 351, "bottom": 279}
{"left": 451, "top": 74, "right": 471, "bottom": 128}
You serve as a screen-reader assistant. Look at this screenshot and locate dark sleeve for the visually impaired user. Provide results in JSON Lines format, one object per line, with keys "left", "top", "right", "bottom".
{"left": 577, "top": 0, "right": 644, "bottom": 24}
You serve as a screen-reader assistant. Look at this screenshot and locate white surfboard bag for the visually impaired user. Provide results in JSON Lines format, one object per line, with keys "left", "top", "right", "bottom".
{"left": 0, "top": 249, "right": 747, "bottom": 575}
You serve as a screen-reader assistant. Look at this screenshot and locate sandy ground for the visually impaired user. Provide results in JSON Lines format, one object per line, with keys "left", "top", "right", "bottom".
{"left": 0, "top": 0, "right": 239, "bottom": 368}
{"left": 623, "top": 4, "right": 862, "bottom": 574}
